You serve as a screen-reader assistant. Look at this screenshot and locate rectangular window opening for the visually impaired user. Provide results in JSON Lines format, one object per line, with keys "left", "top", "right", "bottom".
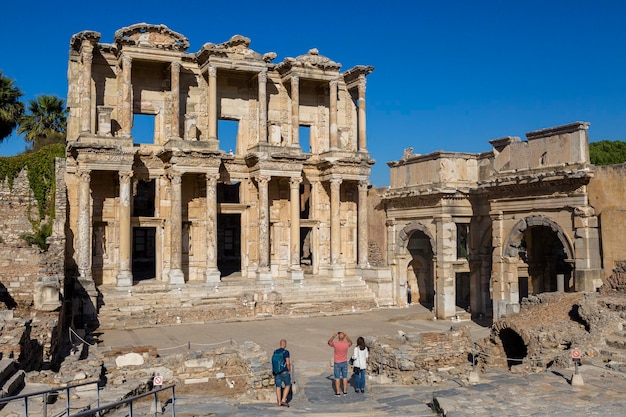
{"left": 299, "top": 125, "right": 311, "bottom": 153}
{"left": 132, "top": 114, "right": 156, "bottom": 145}
{"left": 456, "top": 223, "right": 469, "bottom": 259}
{"left": 218, "top": 119, "right": 239, "bottom": 155}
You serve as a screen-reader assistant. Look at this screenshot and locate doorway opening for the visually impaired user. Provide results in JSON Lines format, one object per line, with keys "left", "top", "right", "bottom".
{"left": 456, "top": 272, "right": 470, "bottom": 311}
{"left": 407, "top": 231, "right": 434, "bottom": 308}
{"left": 217, "top": 213, "right": 241, "bottom": 277}
{"left": 132, "top": 227, "right": 156, "bottom": 281}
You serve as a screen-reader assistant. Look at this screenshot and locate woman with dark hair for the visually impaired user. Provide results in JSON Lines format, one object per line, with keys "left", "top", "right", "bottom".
{"left": 351, "top": 336, "right": 369, "bottom": 393}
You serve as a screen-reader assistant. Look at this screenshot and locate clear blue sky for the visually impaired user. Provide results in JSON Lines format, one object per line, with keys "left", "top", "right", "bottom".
{"left": 2, "top": 0, "right": 625, "bottom": 186}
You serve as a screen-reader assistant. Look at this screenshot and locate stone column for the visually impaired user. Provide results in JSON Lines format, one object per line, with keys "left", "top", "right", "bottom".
{"left": 257, "top": 175, "right": 272, "bottom": 280}
{"left": 329, "top": 79, "right": 338, "bottom": 150}
{"left": 573, "top": 206, "right": 604, "bottom": 292}
{"left": 291, "top": 76, "right": 299, "bottom": 146}
{"left": 358, "top": 75, "right": 367, "bottom": 152}
{"left": 357, "top": 180, "right": 369, "bottom": 267}
{"left": 168, "top": 171, "right": 185, "bottom": 284}
{"left": 170, "top": 61, "right": 181, "bottom": 139}
{"left": 80, "top": 41, "right": 94, "bottom": 134}
{"left": 120, "top": 55, "right": 133, "bottom": 138}
{"left": 290, "top": 177, "right": 303, "bottom": 280}
{"left": 116, "top": 171, "right": 133, "bottom": 286}
{"left": 329, "top": 178, "right": 344, "bottom": 277}
{"left": 434, "top": 215, "right": 456, "bottom": 319}
{"left": 205, "top": 173, "right": 221, "bottom": 282}
{"left": 258, "top": 69, "right": 268, "bottom": 143}
{"left": 207, "top": 66, "right": 218, "bottom": 142}
{"left": 77, "top": 169, "right": 92, "bottom": 280}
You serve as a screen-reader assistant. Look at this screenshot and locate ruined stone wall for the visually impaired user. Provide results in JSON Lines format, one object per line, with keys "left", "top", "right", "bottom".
{"left": 588, "top": 163, "right": 626, "bottom": 277}
{"left": 368, "top": 187, "right": 386, "bottom": 266}
{"left": 0, "top": 159, "right": 66, "bottom": 368}
{"left": 0, "top": 169, "right": 59, "bottom": 309}
{"left": 368, "top": 327, "right": 474, "bottom": 385}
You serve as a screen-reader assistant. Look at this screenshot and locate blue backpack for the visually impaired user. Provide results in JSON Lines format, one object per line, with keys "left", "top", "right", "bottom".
{"left": 272, "top": 349, "right": 286, "bottom": 375}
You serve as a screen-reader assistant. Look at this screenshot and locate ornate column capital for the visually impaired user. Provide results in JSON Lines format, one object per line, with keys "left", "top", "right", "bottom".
{"left": 258, "top": 69, "right": 267, "bottom": 83}
{"left": 119, "top": 170, "right": 133, "bottom": 184}
{"left": 121, "top": 54, "right": 132, "bottom": 68}
{"left": 358, "top": 180, "right": 369, "bottom": 191}
{"left": 290, "top": 177, "right": 302, "bottom": 189}
{"left": 208, "top": 65, "right": 217, "bottom": 77}
{"left": 206, "top": 173, "right": 220, "bottom": 186}
{"left": 77, "top": 168, "right": 91, "bottom": 183}
{"left": 256, "top": 175, "right": 271, "bottom": 186}
{"left": 330, "top": 177, "right": 343, "bottom": 188}
{"left": 168, "top": 170, "right": 183, "bottom": 185}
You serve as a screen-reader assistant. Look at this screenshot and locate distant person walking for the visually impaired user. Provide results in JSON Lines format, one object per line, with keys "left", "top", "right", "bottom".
{"left": 328, "top": 331, "right": 352, "bottom": 396}
{"left": 351, "top": 336, "right": 369, "bottom": 393}
{"left": 272, "top": 339, "right": 291, "bottom": 407}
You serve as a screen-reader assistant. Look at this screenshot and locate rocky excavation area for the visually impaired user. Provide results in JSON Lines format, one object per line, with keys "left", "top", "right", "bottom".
{"left": 3, "top": 273, "right": 626, "bottom": 414}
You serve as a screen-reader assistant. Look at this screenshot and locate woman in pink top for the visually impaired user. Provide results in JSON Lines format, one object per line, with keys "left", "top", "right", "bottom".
{"left": 328, "top": 331, "right": 353, "bottom": 396}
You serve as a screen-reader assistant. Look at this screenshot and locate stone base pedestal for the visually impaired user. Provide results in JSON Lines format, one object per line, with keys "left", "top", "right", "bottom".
{"left": 329, "top": 265, "right": 345, "bottom": 278}
{"left": 256, "top": 268, "right": 273, "bottom": 281}
{"left": 290, "top": 268, "right": 304, "bottom": 282}
{"left": 205, "top": 269, "right": 221, "bottom": 283}
{"left": 116, "top": 271, "right": 133, "bottom": 287}
{"left": 169, "top": 269, "right": 185, "bottom": 285}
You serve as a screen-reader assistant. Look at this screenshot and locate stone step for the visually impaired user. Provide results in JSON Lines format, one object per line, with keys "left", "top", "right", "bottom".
{"left": 96, "top": 276, "right": 378, "bottom": 330}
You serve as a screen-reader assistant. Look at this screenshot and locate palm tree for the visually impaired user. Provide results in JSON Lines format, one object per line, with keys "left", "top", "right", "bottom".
{"left": 18, "top": 94, "right": 67, "bottom": 151}
{"left": 0, "top": 71, "right": 25, "bottom": 142}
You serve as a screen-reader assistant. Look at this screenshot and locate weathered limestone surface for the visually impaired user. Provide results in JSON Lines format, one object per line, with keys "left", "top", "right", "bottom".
{"left": 588, "top": 163, "right": 626, "bottom": 278}
{"left": 367, "top": 327, "right": 474, "bottom": 385}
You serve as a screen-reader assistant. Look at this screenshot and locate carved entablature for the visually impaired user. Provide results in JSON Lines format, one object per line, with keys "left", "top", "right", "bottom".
{"left": 70, "top": 30, "right": 102, "bottom": 51}
{"left": 245, "top": 154, "right": 304, "bottom": 177}
{"left": 476, "top": 175, "right": 591, "bottom": 199}
{"left": 70, "top": 147, "right": 135, "bottom": 169}
{"left": 197, "top": 35, "right": 274, "bottom": 65}
{"left": 113, "top": 23, "right": 189, "bottom": 52}
{"left": 157, "top": 149, "right": 222, "bottom": 171}
{"left": 343, "top": 65, "right": 375, "bottom": 89}
{"left": 385, "top": 194, "right": 441, "bottom": 209}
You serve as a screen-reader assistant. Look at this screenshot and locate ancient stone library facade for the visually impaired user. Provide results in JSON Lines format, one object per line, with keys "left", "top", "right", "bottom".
{"left": 1, "top": 24, "right": 624, "bottom": 336}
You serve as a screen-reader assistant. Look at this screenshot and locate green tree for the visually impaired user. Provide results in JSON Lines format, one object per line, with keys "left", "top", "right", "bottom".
{"left": 0, "top": 71, "right": 25, "bottom": 142}
{"left": 17, "top": 94, "right": 67, "bottom": 151}
{"left": 589, "top": 140, "right": 626, "bottom": 166}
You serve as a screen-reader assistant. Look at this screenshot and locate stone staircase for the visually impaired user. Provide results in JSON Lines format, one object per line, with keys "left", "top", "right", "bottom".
{"left": 96, "top": 275, "right": 378, "bottom": 330}
{"left": 0, "top": 358, "right": 25, "bottom": 401}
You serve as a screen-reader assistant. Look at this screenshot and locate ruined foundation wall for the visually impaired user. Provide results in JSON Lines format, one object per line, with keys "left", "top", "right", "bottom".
{"left": 588, "top": 163, "right": 626, "bottom": 277}
{"left": 0, "top": 159, "right": 66, "bottom": 368}
{"left": 0, "top": 170, "right": 47, "bottom": 308}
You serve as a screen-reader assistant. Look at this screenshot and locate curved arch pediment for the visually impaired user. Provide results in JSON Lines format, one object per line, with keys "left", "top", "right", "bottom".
{"left": 504, "top": 215, "right": 573, "bottom": 260}
{"left": 114, "top": 23, "right": 189, "bottom": 52}
{"left": 396, "top": 221, "right": 435, "bottom": 256}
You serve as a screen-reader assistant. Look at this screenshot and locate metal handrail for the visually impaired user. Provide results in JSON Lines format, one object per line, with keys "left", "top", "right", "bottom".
{"left": 0, "top": 379, "right": 101, "bottom": 417}
{"left": 69, "top": 384, "right": 176, "bottom": 417}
